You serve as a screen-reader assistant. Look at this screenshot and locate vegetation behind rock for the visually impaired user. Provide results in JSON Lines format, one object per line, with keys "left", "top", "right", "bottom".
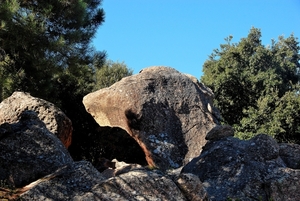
{"left": 201, "top": 27, "right": 300, "bottom": 143}
{"left": 1, "top": 1, "right": 299, "bottom": 167}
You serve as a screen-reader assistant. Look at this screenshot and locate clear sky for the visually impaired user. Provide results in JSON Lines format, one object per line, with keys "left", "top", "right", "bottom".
{"left": 93, "top": 0, "right": 300, "bottom": 79}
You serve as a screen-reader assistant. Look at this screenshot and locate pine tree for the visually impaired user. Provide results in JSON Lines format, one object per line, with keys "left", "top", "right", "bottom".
{"left": 0, "top": 0, "right": 106, "bottom": 101}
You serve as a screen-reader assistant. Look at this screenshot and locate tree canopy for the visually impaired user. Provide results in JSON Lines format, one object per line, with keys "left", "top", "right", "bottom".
{"left": 0, "top": 0, "right": 106, "bottom": 101}
{"left": 0, "top": 0, "right": 138, "bottom": 163}
{"left": 201, "top": 27, "right": 300, "bottom": 143}
{"left": 93, "top": 60, "right": 133, "bottom": 90}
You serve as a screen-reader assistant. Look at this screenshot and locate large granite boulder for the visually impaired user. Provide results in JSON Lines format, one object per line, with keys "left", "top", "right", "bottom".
{"left": 20, "top": 161, "right": 187, "bottom": 201}
{"left": 0, "top": 91, "right": 72, "bottom": 148}
{"left": 181, "top": 133, "right": 300, "bottom": 201}
{"left": 83, "top": 66, "right": 220, "bottom": 169}
{"left": 0, "top": 110, "right": 73, "bottom": 188}
{"left": 20, "top": 161, "right": 106, "bottom": 200}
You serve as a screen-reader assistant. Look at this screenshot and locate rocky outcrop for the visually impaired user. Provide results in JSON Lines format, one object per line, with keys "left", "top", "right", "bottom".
{"left": 83, "top": 66, "right": 220, "bottom": 169}
{"left": 181, "top": 132, "right": 300, "bottom": 201}
{"left": 20, "top": 161, "right": 187, "bottom": 201}
{"left": 20, "top": 161, "right": 107, "bottom": 200}
{"left": 0, "top": 91, "right": 72, "bottom": 148}
{"left": 1, "top": 67, "right": 300, "bottom": 200}
{"left": 0, "top": 110, "right": 73, "bottom": 188}
{"left": 6, "top": 117, "right": 299, "bottom": 201}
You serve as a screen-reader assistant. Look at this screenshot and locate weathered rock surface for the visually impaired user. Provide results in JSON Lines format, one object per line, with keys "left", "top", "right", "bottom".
{"left": 181, "top": 133, "right": 300, "bottom": 201}
{"left": 205, "top": 124, "right": 234, "bottom": 141}
{"left": 2, "top": 67, "right": 300, "bottom": 200}
{"left": 267, "top": 167, "right": 300, "bottom": 200}
{"left": 8, "top": 122, "right": 300, "bottom": 201}
{"left": 20, "top": 161, "right": 106, "bottom": 200}
{"left": 0, "top": 91, "right": 72, "bottom": 147}
{"left": 21, "top": 161, "right": 187, "bottom": 201}
{"left": 0, "top": 110, "right": 73, "bottom": 188}
{"left": 99, "top": 158, "right": 145, "bottom": 179}
{"left": 83, "top": 66, "right": 220, "bottom": 169}
{"left": 278, "top": 143, "right": 300, "bottom": 169}
{"left": 176, "top": 173, "right": 210, "bottom": 201}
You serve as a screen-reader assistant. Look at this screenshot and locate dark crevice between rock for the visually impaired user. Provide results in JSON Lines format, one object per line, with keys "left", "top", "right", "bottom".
{"left": 68, "top": 124, "right": 148, "bottom": 168}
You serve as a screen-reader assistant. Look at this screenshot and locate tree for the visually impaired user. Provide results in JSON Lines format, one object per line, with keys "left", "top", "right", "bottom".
{"left": 201, "top": 27, "right": 300, "bottom": 142}
{"left": 0, "top": 0, "right": 145, "bottom": 165}
{"left": 0, "top": 0, "right": 109, "bottom": 161}
{"left": 0, "top": 49, "right": 16, "bottom": 99}
{"left": 93, "top": 60, "right": 133, "bottom": 90}
{"left": 0, "top": 0, "right": 106, "bottom": 102}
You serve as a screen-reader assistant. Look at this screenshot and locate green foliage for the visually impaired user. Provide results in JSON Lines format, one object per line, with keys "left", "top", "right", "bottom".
{"left": 93, "top": 60, "right": 133, "bottom": 90}
{"left": 201, "top": 27, "right": 300, "bottom": 143}
{"left": 0, "top": 52, "right": 18, "bottom": 100}
{"left": 0, "top": 0, "right": 145, "bottom": 166}
{"left": 0, "top": 0, "right": 106, "bottom": 101}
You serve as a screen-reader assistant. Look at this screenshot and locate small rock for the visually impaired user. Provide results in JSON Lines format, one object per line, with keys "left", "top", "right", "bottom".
{"left": 177, "top": 173, "right": 210, "bottom": 201}
{"left": 205, "top": 125, "right": 234, "bottom": 141}
{"left": 278, "top": 143, "right": 300, "bottom": 169}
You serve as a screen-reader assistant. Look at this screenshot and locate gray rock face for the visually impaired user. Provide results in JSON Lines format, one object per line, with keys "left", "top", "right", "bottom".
{"left": 0, "top": 110, "right": 73, "bottom": 187}
{"left": 205, "top": 125, "right": 234, "bottom": 141}
{"left": 181, "top": 134, "right": 300, "bottom": 201}
{"left": 20, "top": 161, "right": 107, "bottom": 200}
{"left": 95, "top": 169, "right": 187, "bottom": 201}
{"left": 176, "top": 173, "right": 210, "bottom": 201}
{"left": 83, "top": 66, "right": 220, "bottom": 169}
{"left": 0, "top": 91, "right": 73, "bottom": 148}
{"left": 21, "top": 161, "right": 186, "bottom": 201}
{"left": 13, "top": 129, "right": 300, "bottom": 201}
{"left": 267, "top": 167, "right": 300, "bottom": 200}
{"left": 278, "top": 143, "right": 300, "bottom": 169}
{"left": 2, "top": 70, "right": 300, "bottom": 200}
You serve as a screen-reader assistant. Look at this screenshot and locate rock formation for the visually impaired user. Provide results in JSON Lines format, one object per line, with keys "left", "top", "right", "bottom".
{"left": 83, "top": 66, "right": 220, "bottom": 169}
{"left": 21, "top": 161, "right": 187, "bottom": 201}
{"left": 0, "top": 110, "right": 73, "bottom": 188}
{"left": 278, "top": 143, "right": 300, "bottom": 169}
{"left": 0, "top": 91, "right": 72, "bottom": 148}
{"left": 181, "top": 132, "right": 300, "bottom": 200}
{"left": 1, "top": 67, "right": 300, "bottom": 200}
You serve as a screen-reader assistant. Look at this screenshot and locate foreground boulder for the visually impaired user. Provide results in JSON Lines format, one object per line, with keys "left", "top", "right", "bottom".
{"left": 278, "top": 143, "right": 300, "bottom": 169}
{"left": 20, "top": 161, "right": 187, "bottom": 201}
{"left": 0, "top": 91, "right": 72, "bottom": 148}
{"left": 1, "top": 81, "right": 300, "bottom": 200}
{"left": 83, "top": 66, "right": 220, "bottom": 169}
{"left": 0, "top": 110, "right": 73, "bottom": 188}
{"left": 181, "top": 133, "right": 300, "bottom": 201}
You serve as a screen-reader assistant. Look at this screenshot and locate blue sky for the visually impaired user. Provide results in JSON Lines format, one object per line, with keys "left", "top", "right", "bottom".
{"left": 93, "top": 0, "right": 300, "bottom": 79}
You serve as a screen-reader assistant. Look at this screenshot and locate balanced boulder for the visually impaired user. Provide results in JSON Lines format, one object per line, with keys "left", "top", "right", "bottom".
{"left": 83, "top": 66, "right": 220, "bottom": 169}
